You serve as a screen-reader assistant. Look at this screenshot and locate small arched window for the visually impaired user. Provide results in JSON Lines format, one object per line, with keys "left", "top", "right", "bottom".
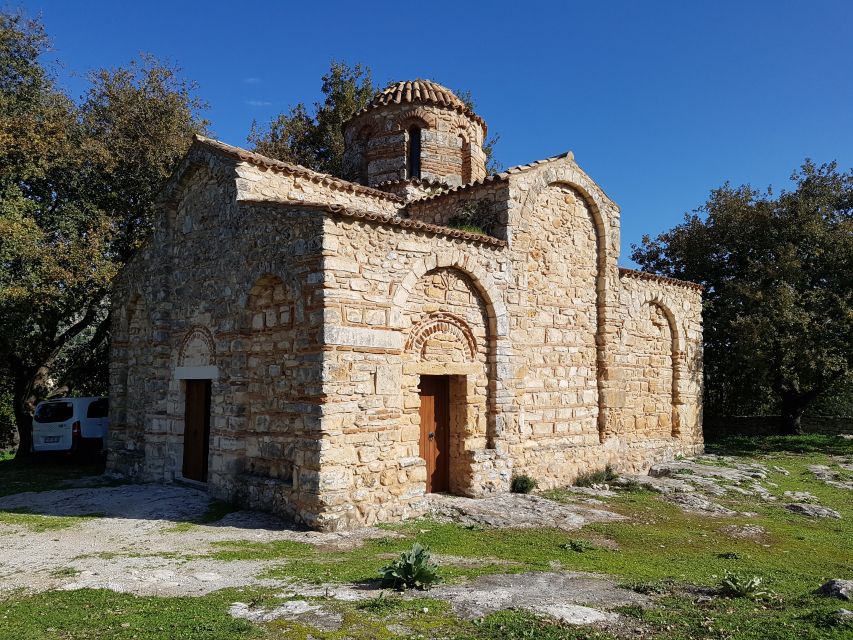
{"left": 407, "top": 126, "right": 421, "bottom": 179}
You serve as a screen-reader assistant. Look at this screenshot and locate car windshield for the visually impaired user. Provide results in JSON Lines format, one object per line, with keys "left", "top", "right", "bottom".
{"left": 34, "top": 402, "right": 74, "bottom": 423}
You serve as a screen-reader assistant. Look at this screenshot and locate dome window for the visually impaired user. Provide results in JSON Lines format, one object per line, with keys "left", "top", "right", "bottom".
{"left": 406, "top": 126, "right": 421, "bottom": 179}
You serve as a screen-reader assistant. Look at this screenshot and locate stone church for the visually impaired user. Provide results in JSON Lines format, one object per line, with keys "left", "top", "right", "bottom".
{"left": 108, "top": 80, "right": 704, "bottom": 530}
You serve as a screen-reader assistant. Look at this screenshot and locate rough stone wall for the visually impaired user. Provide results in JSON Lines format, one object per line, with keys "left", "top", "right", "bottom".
{"left": 343, "top": 103, "right": 486, "bottom": 187}
{"left": 502, "top": 182, "right": 601, "bottom": 486}
{"left": 108, "top": 149, "right": 328, "bottom": 526}
{"left": 616, "top": 272, "right": 704, "bottom": 449}
{"left": 317, "top": 214, "right": 511, "bottom": 529}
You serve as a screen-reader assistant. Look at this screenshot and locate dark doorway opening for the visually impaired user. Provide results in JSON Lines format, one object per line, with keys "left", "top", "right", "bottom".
{"left": 183, "top": 379, "right": 211, "bottom": 482}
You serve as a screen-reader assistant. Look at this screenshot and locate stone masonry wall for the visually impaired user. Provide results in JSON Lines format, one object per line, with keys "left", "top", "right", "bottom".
{"left": 316, "top": 214, "right": 511, "bottom": 529}
{"left": 615, "top": 271, "right": 704, "bottom": 451}
{"left": 404, "top": 181, "right": 510, "bottom": 238}
{"left": 108, "top": 149, "right": 328, "bottom": 526}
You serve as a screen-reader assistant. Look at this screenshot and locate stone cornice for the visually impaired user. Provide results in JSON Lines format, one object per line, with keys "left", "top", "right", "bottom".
{"left": 193, "top": 136, "right": 404, "bottom": 204}
{"left": 618, "top": 267, "right": 703, "bottom": 291}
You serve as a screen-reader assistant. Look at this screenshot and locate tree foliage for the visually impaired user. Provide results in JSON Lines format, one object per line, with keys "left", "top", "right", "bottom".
{"left": 0, "top": 10, "right": 207, "bottom": 453}
{"left": 248, "top": 61, "right": 374, "bottom": 179}
{"left": 632, "top": 161, "right": 853, "bottom": 433}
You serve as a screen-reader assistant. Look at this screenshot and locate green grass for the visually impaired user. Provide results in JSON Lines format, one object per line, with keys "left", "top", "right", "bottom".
{"left": 0, "top": 588, "right": 259, "bottom": 640}
{"left": 49, "top": 566, "right": 81, "bottom": 579}
{"left": 0, "top": 452, "right": 107, "bottom": 497}
{"left": 2, "top": 435, "right": 852, "bottom": 639}
{"left": 0, "top": 508, "right": 103, "bottom": 532}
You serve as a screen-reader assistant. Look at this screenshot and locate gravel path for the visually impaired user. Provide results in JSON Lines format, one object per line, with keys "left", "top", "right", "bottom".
{"left": 0, "top": 484, "right": 388, "bottom": 596}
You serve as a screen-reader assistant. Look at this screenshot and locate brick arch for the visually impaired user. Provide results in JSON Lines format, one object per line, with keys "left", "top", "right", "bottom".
{"left": 405, "top": 312, "right": 477, "bottom": 362}
{"left": 178, "top": 325, "right": 216, "bottom": 367}
{"left": 395, "top": 107, "right": 437, "bottom": 131}
{"left": 390, "top": 254, "right": 507, "bottom": 338}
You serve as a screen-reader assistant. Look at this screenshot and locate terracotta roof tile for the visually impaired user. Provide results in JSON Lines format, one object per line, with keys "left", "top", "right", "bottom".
{"left": 349, "top": 80, "right": 487, "bottom": 133}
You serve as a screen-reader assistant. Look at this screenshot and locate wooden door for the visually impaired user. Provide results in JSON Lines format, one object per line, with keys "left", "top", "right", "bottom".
{"left": 183, "top": 379, "right": 211, "bottom": 482}
{"left": 419, "top": 375, "right": 450, "bottom": 492}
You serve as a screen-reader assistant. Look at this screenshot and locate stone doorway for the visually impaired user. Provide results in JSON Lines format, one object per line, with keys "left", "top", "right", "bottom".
{"left": 419, "top": 375, "right": 450, "bottom": 492}
{"left": 182, "top": 379, "right": 211, "bottom": 482}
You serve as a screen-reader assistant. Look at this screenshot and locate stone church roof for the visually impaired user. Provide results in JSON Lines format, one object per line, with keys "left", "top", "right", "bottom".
{"left": 351, "top": 80, "right": 488, "bottom": 133}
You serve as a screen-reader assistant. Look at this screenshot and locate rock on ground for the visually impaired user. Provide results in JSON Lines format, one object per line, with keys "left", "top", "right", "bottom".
{"left": 719, "top": 524, "right": 768, "bottom": 542}
{"left": 231, "top": 600, "right": 343, "bottom": 630}
{"left": 241, "top": 571, "right": 649, "bottom": 628}
{"left": 427, "top": 493, "right": 624, "bottom": 530}
{"left": 815, "top": 579, "right": 853, "bottom": 601}
{"left": 664, "top": 492, "right": 738, "bottom": 516}
{"left": 784, "top": 503, "right": 842, "bottom": 519}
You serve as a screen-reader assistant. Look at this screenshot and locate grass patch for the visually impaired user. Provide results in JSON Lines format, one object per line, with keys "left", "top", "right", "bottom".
{"left": 0, "top": 452, "right": 106, "bottom": 497}
{"left": 574, "top": 464, "right": 618, "bottom": 487}
{"left": 0, "top": 588, "right": 258, "bottom": 640}
{"left": 49, "top": 566, "right": 81, "bottom": 579}
{"left": 0, "top": 508, "right": 103, "bottom": 532}
{"left": 706, "top": 434, "right": 853, "bottom": 457}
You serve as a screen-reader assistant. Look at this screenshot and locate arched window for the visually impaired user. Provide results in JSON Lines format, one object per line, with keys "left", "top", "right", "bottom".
{"left": 407, "top": 126, "right": 421, "bottom": 178}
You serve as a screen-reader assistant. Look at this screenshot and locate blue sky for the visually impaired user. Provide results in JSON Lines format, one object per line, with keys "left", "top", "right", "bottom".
{"left": 20, "top": 0, "right": 853, "bottom": 266}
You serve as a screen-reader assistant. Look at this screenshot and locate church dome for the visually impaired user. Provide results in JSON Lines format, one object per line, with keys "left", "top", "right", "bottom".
{"left": 353, "top": 80, "right": 487, "bottom": 133}
{"left": 343, "top": 79, "right": 488, "bottom": 189}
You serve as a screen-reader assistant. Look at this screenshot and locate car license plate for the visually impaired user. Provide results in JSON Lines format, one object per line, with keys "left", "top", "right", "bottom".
{"left": 44, "top": 436, "right": 60, "bottom": 443}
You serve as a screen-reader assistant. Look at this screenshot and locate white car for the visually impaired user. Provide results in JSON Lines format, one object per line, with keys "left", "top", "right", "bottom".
{"left": 32, "top": 397, "right": 109, "bottom": 453}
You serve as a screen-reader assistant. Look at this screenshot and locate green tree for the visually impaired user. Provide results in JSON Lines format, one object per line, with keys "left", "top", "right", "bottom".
{"left": 0, "top": 10, "right": 207, "bottom": 454}
{"left": 248, "top": 61, "right": 374, "bottom": 179}
{"left": 632, "top": 161, "right": 853, "bottom": 434}
{"left": 454, "top": 88, "right": 502, "bottom": 174}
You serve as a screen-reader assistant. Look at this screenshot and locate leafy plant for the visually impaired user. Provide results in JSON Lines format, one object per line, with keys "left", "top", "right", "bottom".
{"left": 719, "top": 572, "right": 773, "bottom": 599}
{"left": 510, "top": 474, "right": 537, "bottom": 494}
{"left": 447, "top": 199, "right": 495, "bottom": 237}
{"left": 574, "top": 464, "right": 618, "bottom": 487}
{"left": 559, "top": 539, "right": 596, "bottom": 553}
{"left": 379, "top": 542, "right": 440, "bottom": 591}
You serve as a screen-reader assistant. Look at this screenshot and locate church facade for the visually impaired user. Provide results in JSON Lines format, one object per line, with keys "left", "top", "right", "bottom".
{"left": 108, "top": 80, "right": 704, "bottom": 530}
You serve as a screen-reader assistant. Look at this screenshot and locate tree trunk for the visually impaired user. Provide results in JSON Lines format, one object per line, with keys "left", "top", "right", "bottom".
{"left": 12, "top": 367, "right": 48, "bottom": 459}
{"left": 13, "top": 409, "right": 32, "bottom": 458}
{"left": 780, "top": 392, "right": 806, "bottom": 436}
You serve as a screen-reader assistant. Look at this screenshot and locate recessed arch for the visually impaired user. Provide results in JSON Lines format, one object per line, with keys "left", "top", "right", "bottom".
{"left": 518, "top": 173, "right": 615, "bottom": 442}
{"left": 390, "top": 254, "right": 507, "bottom": 338}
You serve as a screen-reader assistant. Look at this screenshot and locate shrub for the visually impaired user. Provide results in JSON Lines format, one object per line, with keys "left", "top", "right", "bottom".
{"left": 510, "top": 474, "right": 537, "bottom": 494}
{"left": 574, "top": 464, "right": 618, "bottom": 487}
{"left": 379, "top": 542, "right": 440, "bottom": 591}
{"left": 719, "top": 572, "right": 772, "bottom": 599}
